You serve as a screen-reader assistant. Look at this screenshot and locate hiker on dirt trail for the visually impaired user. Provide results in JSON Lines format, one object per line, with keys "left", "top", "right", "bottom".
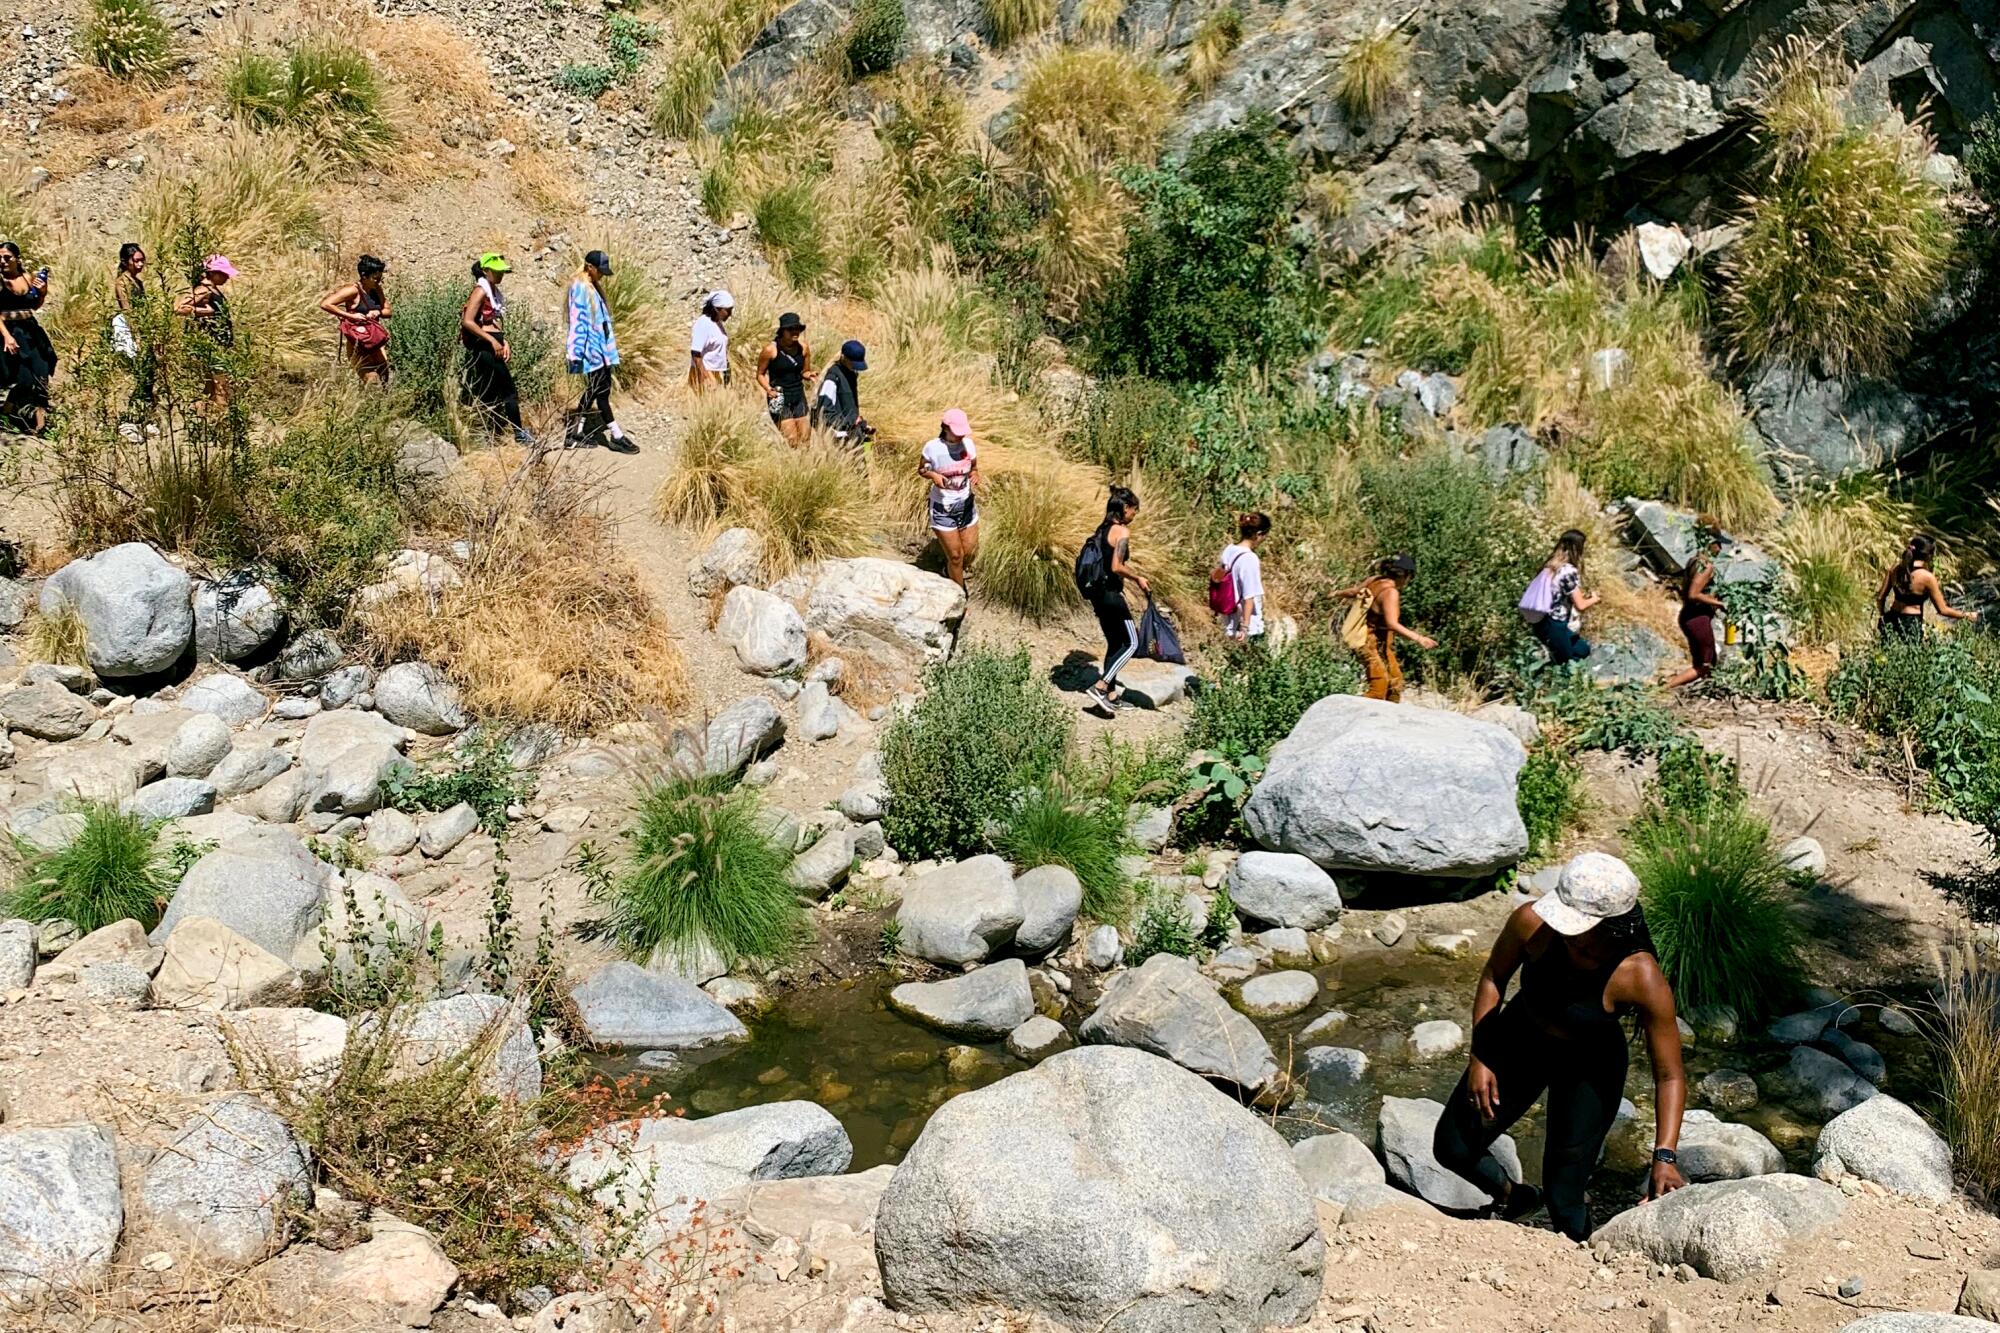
{"left": 174, "top": 253, "right": 237, "bottom": 409}
{"left": 1876, "top": 534, "right": 1978, "bottom": 640}
{"left": 1077, "top": 485, "right": 1148, "bottom": 719}
{"left": 1434, "top": 851, "right": 1688, "bottom": 1241}
{"left": 459, "top": 253, "right": 534, "bottom": 446}
{"left": 112, "top": 242, "right": 147, "bottom": 361}
{"left": 688, "top": 290, "right": 733, "bottom": 391}
{"left": 1664, "top": 518, "right": 1723, "bottom": 689}
{"left": 565, "top": 249, "right": 635, "bottom": 454}
{"left": 320, "top": 254, "right": 393, "bottom": 387}
{"left": 1520, "top": 528, "right": 1598, "bottom": 666}
{"left": 1212, "top": 512, "right": 1270, "bottom": 643}
{"left": 921, "top": 407, "right": 980, "bottom": 589}
{"left": 1335, "top": 554, "right": 1433, "bottom": 703}
{"left": 757, "top": 311, "right": 813, "bottom": 444}
{"left": 0, "top": 240, "right": 54, "bottom": 436}
{"left": 814, "top": 339, "right": 872, "bottom": 448}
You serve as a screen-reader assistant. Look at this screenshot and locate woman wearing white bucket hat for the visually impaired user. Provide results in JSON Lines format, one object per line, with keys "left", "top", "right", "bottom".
{"left": 688, "top": 290, "right": 734, "bottom": 392}
{"left": 1432, "top": 851, "right": 1688, "bottom": 1239}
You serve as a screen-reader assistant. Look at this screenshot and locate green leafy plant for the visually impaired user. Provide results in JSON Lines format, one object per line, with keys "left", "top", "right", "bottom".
{"left": 996, "top": 782, "right": 1133, "bottom": 923}
{"left": 606, "top": 13, "right": 660, "bottom": 77}
{"left": 1516, "top": 746, "right": 1583, "bottom": 861}
{"left": 1174, "top": 751, "right": 1263, "bottom": 846}
{"left": 845, "top": 0, "right": 905, "bottom": 76}
{"left": 1966, "top": 114, "right": 2000, "bottom": 203}
{"left": 881, "top": 647, "right": 1072, "bottom": 861}
{"left": 1709, "top": 573, "right": 1809, "bottom": 701}
{"left": 382, "top": 732, "right": 532, "bottom": 835}
{"left": 1189, "top": 638, "right": 1358, "bottom": 759}
{"left": 83, "top": 0, "right": 174, "bottom": 81}
{"left": 1523, "top": 673, "right": 1686, "bottom": 758}
{"left": 1645, "top": 740, "right": 1747, "bottom": 823}
{"left": 1200, "top": 879, "right": 1236, "bottom": 949}
{"left": 5, "top": 804, "right": 173, "bottom": 933}
{"left": 578, "top": 772, "right": 804, "bottom": 972}
{"left": 554, "top": 63, "right": 615, "bottom": 97}
{"left": 878, "top": 917, "right": 904, "bottom": 961}
{"left": 1125, "top": 888, "right": 1201, "bottom": 964}
{"left": 165, "top": 836, "right": 217, "bottom": 880}
{"left": 307, "top": 878, "right": 448, "bottom": 1015}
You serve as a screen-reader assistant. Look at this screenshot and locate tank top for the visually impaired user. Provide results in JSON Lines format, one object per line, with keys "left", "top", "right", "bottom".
{"left": 769, "top": 339, "right": 805, "bottom": 398}
{"left": 1891, "top": 566, "right": 1928, "bottom": 610}
{"left": 1514, "top": 941, "right": 1625, "bottom": 1037}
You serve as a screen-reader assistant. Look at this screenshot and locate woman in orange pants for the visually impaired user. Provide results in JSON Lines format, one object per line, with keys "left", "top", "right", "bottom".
{"left": 1339, "top": 554, "right": 1435, "bottom": 702}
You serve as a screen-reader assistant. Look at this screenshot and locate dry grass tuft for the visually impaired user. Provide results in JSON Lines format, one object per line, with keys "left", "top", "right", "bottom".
{"left": 974, "top": 454, "right": 1102, "bottom": 619}
{"left": 1075, "top": 0, "right": 1124, "bottom": 39}
{"left": 730, "top": 443, "right": 879, "bottom": 575}
{"left": 982, "top": 0, "right": 1057, "bottom": 47}
{"left": 1029, "top": 132, "right": 1133, "bottom": 322}
{"left": 1927, "top": 937, "right": 2000, "bottom": 1203}
{"left": 1010, "top": 46, "right": 1177, "bottom": 176}
{"left": 656, "top": 393, "right": 763, "bottom": 525}
{"left": 1338, "top": 21, "right": 1410, "bottom": 119}
{"left": 1186, "top": 7, "right": 1243, "bottom": 93}
{"left": 652, "top": 0, "right": 790, "bottom": 137}
{"left": 25, "top": 606, "right": 90, "bottom": 668}
{"left": 366, "top": 455, "right": 690, "bottom": 730}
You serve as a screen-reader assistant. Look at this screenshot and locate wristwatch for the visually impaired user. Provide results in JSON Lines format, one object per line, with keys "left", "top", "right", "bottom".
{"left": 1652, "top": 1148, "right": 1679, "bottom": 1166}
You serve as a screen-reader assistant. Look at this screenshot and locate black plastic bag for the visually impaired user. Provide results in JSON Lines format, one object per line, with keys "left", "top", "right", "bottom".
{"left": 1136, "top": 597, "right": 1185, "bottom": 664}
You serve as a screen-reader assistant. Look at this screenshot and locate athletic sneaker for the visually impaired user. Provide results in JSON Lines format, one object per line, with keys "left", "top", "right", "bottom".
{"left": 1081, "top": 692, "right": 1115, "bottom": 719}
{"left": 603, "top": 434, "right": 639, "bottom": 454}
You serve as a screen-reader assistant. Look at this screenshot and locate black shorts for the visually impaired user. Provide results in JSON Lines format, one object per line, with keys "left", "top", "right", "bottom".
{"left": 770, "top": 391, "right": 809, "bottom": 421}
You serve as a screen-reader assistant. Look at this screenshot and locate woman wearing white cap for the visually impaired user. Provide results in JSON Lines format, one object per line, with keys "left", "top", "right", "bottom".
{"left": 1431, "top": 852, "right": 1688, "bottom": 1239}
{"left": 688, "top": 290, "right": 733, "bottom": 392}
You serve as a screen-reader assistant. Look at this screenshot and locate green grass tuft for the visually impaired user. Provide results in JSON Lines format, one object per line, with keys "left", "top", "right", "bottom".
{"left": 981, "top": 0, "right": 1056, "bottom": 47}
{"left": 84, "top": 0, "right": 174, "bottom": 82}
{"left": 845, "top": 0, "right": 905, "bottom": 76}
{"left": 5, "top": 804, "right": 174, "bottom": 933}
{"left": 997, "top": 783, "right": 1134, "bottom": 923}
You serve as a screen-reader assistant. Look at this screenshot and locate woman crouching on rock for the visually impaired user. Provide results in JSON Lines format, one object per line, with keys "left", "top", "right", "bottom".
{"left": 1432, "top": 852, "right": 1687, "bottom": 1239}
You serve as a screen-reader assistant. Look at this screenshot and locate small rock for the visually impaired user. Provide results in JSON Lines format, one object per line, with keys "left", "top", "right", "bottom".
{"left": 1838, "top": 1275, "right": 1864, "bottom": 1299}
{"left": 365, "top": 808, "right": 421, "bottom": 857}
{"left": 1084, "top": 924, "right": 1120, "bottom": 970}
{"left": 1778, "top": 836, "right": 1825, "bottom": 876}
{"left": 1237, "top": 970, "right": 1318, "bottom": 1018}
{"left": 1371, "top": 913, "right": 1407, "bottom": 948}
{"left": 418, "top": 803, "right": 479, "bottom": 858}
{"left": 1408, "top": 1019, "right": 1465, "bottom": 1058}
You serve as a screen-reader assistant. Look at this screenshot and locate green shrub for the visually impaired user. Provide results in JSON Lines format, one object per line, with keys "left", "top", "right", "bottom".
{"left": 1516, "top": 746, "right": 1583, "bottom": 861}
{"left": 1075, "top": 375, "right": 1185, "bottom": 476}
{"left": 84, "top": 0, "right": 174, "bottom": 81}
{"left": 5, "top": 804, "right": 173, "bottom": 933}
{"left": 382, "top": 732, "right": 532, "bottom": 835}
{"left": 222, "top": 49, "right": 287, "bottom": 121}
{"left": 1629, "top": 802, "right": 1804, "bottom": 1019}
{"left": 1355, "top": 450, "right": 1540, "bottom": 683}
{"left": 1189, "top": 638, "right": 1358, "bottom": 759}
{"left": 1966, "top": 114, "right": 2000, "bottom": 203}
{"left": 1091, "top": 116, "right": 1308, "bottom": 381}
{"left": 1176, "top": 751, "right": 1262, "bottom": 845}
{"left": 1125, "top": 889, "right": 1200, "bottom": 964}
{"left": 881, "top": 647, "right": 1072, "bottom": 861}
{"left": 845, "top": 0, "right": 905, "bottom": 76}
{"left": 996, "top": 783, "right": 1133, "bottom": 923}
{"left": 579, "top": 774, "right": 804, "bottom": 971}
{"left": 1647, "top": 740, "right": 1746, "bottom": 822}
{"left": 606, "top": 13, "right": 659, "bottom": 76}
{"left": 752, "top": 180, "right": 831, "bottom": 290}
{"left": 1521, "top": 673, "right": 1685, "bottom": 757}
{"left": 388, "top": 276, "right": 560, "bottom": 430}
{"left": 554, "top": 63, "right": 615, "bottom": 98}
{"left": 1200, "top": 879, "right": 1235, "bottom": 948}
{"left": 1829, "top": 631, "right": 2000, "bottom": 844}
{"left": 224, "top": 39, "right": 393, "bottom": 163}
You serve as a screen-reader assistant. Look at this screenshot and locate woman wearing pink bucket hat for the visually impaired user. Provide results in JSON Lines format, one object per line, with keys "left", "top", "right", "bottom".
{"left": 919, "top": 407, "right": 979, "bottom": 589}
{"left": 175, "top": 254, "right": 239, "bottom": 406}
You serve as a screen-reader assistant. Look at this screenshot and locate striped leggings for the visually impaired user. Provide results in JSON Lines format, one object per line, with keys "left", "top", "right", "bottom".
{"left": 1091, "top": 593, "right": 1137, "bottom": 688}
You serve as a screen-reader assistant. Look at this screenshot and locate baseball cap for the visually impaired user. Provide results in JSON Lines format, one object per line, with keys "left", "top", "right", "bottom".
{"left": 585, "top": 249, "right": 613, "bottom": 274}
{"left": 842, "top": 339, "right": 868, "bottom": 371}
{"left": 477, "top": 252, "right": 512, "bottom": 274}
{"left": 1533, "top": 852, "right": 1641, "bottom": 936}
{"left": 708, "top": 289, "right": 735, "bottom": 309}
{"left": 940, "top": 407, "right": 971, "bottom": 437}
{"left": 204, "top": 254, "right": 239, "bottom": 279}
{"left": 1386, "top": 553, "right": 1416, "bottom": 575}
{"left": 778, "top": 311, "right": 806, "bottom": 331}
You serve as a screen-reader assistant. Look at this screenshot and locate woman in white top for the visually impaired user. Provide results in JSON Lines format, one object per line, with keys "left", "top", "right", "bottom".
{"left": 688, "top": 290, "right": 733, "bottom": 391}
{"left": 1215, "top": 511, "right": 1271, "bottom": 642}
{"left": 919, "top": 407, "right": 980, "bottom": 588}
{"left": 1519, "top": 528, "right": 1598, "bottom": 665}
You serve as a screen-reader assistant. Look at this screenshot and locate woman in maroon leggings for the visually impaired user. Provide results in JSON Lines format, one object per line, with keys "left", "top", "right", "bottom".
{"left": 1665, "top": 520, "right": 1724, "bottom": 689}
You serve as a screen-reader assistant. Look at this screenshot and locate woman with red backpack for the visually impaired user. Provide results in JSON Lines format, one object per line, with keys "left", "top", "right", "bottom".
{"left": 1211, "top": 512, "right": 1271, "bottom": 642}
{"left": 319, "top": 255, "right": 392, "bottom": 386}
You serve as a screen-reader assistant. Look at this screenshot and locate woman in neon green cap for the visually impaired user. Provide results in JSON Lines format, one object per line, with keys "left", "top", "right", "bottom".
{"left": 459, "top": 253, "right": 533, "bottom": 444}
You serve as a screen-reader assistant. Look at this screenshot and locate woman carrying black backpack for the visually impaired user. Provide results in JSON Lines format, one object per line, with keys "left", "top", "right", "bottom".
{"left": 1074, "top": 486, "right": 1149, "bottom": 718}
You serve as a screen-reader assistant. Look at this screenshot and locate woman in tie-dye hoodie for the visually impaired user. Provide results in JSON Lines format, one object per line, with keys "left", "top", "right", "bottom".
{"left": 565, "top": 249, "right": 633, "bottom": 452}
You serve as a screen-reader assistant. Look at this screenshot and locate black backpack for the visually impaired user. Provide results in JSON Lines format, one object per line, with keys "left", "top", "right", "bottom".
{"left": 1074, "top": 526, "right": 1110, "bottom": 598}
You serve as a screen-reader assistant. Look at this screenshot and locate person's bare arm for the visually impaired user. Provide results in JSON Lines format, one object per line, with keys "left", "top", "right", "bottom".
{"left": 1378, "top": 584, "right": 1437, "bottom": 649}
{"left": 320, "top": 283, "right": 359, "bottom": 320}
{"left": 800, "top": 338, "right": 814, "bottom": 382}
{"left": 1465, "top": 905, "right": 1537, "bottom": 1119}
{"left": 1572, "top": 584, "right": 1600, "bottom": 612}
{"left": 1616, "top": 956, "right": 1689, "bottom": 1199}
{"left": 1875, "top": 569, "right": 1895, "bottom": 616}
{"left": 756, "top": 345, "right": 777, "bottom": 400}
{"left": 1923, "top": 570, "right": 1979, "bottom": 621}
{"left": 1687, "top": 565, "right": 1723, "bottom": 612}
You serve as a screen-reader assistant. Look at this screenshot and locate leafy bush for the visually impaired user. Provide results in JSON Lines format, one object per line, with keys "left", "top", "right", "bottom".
{"left": 882, "top": 647, "right": 1072, "bottom": 861}
{"left": 386, "top": 275, "right": 560, "bottom": 432}
{"left": 554, "top": 63, "right": 615, "bottom": 97}
{"left": 1200, "top": 880, "right": 1235, "bottom": 948}
{"left": 1966, "top": 114, "right": 2000, "bottom": 203}
{"left": 1175, "top": 751, "right": 1263, "bottom": 845}
{"left": 1829, "top": 630, "right": 2000, "bottom": 844}
{"left": 845, "top": 0, "right": 905, "bottom": 76}
{"left": 1724, "top": 40, "right": 1957, "bottom": 379}
{"left": 1190, "top": 638, "right": 1358, "bottom": 759}
{"left": 606, "top": 13, "right": 659, "bottom": 76}
{"left": 1075, "top": 375, "right": 1185, "bottom": 475}
{"left": 997, "top": 782, "right": 1133, "bottom": 923}
{"left": 383, "top": 733, "right": 532, "bottom": 835}
{"left": 580, "top": 774, "right": 803, "bottom": 970}
{"left": 751, "top": 179, "right": 832, "bottom": 290}
{"left": 1125, "top": 889, "right": 1200, "bottom": 964}
{"left": 1927, "top": 939, "right": 2000, "bottom": 1201}
{"left": 1522, "top": 673, "right": 1685, "bottom": 757}
{"left": 84, "top": 0, "right": 173, "bottom": 81}
{"left": 981, "top": 0, "right": 1055, "bottom": 47}
{"left": 1091, "top": 117, "right": 1306, "bottom": 381}
{"left": 5, "top": 804, "right": 173, "bottom": 932}
{"left": 1337, "top": 22, "right": 1409, "bottom": 118}
{"left": 1628, "top": 802, "right": 1803, "bottom": 1019}
{"left": 1517, "top": 746, "right": 1583, "bottom": 861}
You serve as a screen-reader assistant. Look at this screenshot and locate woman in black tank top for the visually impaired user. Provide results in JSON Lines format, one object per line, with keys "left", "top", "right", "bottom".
{"left": 757, "top": 311, "right": 814, "bottom": 445}
{"left": 1432, "top": 852, "right": 1688, "bottom": 1240}
{"left": 1876, "top": 534, "right": 1979, "bottom": 640}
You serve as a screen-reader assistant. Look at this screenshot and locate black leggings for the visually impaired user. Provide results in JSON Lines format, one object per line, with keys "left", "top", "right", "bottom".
{"left": 574, "top": 366, "right": 614, "bottom": 438}
{"left": 1432, "top": 1003, "right": 1627, "bottom": 1239}
{"left": 463, "top": 339, "right": 524, "bottom": 433}
{"left": 1091, "top": 593, "right": 1136, "bottom": 689}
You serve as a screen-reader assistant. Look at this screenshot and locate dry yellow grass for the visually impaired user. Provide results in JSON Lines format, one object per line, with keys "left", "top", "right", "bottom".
{"left": 1186, "top": 7, "right": 1243, "bottom": 93}
{"left": 1010, "top": 46, "right": 1177, "bottom": 175}
{"left": 655, "top": 393, "right": 763, "bottom": 525}
{"left": 1075, "top": 0, "right": 1124, "bottom": 38}
{"left": 1338, "top": 22, "right": 1410, "bottom": 118}
{"left": 1030, "top": 132, "right": 1133, "bottom": 322}
{"left": 366, "top": 454, "right": 690, "bottom": 730}
{"left": 731, "top": 443, "right": 880, "bottom": 575}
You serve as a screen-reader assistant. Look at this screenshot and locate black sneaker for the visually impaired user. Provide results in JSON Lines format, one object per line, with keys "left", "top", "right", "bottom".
{"left": 1081, "top": 692, "right": 1115, "bottom": 719}
{"left": 604, "top": 433, "right": 639, "bottom": 454}
{"left": 1500, "top": 1182, "right": 1544, "bottom": 1221}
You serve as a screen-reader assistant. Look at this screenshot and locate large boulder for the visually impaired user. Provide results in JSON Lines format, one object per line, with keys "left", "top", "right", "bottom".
{"left": 45, "top": 742, "right": 148, "bottom": 802}
{"left": 1590, "top": 1174, "right": 1845, "bottom": 1281}
{"left": 1013, "top": 864, "right": 1083, "bottom": 956}
{"left": 888, "top": 959, "right": 1035, "bottom": 1040}
{"left": 1377, "top": 1096, "right": 1522, "bottom": 1212}
{"left": 297, "top": 709, "right": 410, "bottom": 816}
{"left": 1243, "top": 696, "right": 1528, "bottom": 877}
{"left": 167, "top": 713, "right": 233, "bottom": 778}
{"left": 1078, "top": 952, "right": 1277, "bottom": 1094}
{"left": 875, "top": 1046, "right": 1323, "bottom": 1332}
{"left": 1812, "top": 1095, "right": 1953, "bottom": 1201}
{"left": 1746, "top": 362, "right": 1928, "bottom": 481}
{"left": 1226, "top": 851, "right": 1343, "bottom": 930}
{"left": 1767, "top": 1045, "right": 1880, "bottom": 1118}
{"left": 152, "top": 917, "right": 302, "bottom": 1010}
{"left": 0, "top": 679, "right": 95, "bottom": 740}
{"left": 138, "top": 1095, "right": 311, "bottom": 1268}
{"left": 179, "top": 672, "right": 269, "bottom": 726}
{"left": 570, "top": 961, "right": 749, "bottom": 1050}
{"left": 0, "top": 1123, "right": 123, "bottom": 1301}
{"left": 1677, "top": 1111, "right": 1784, "bottom": 1183}
{"left": 193, "top": 572, "right": 286, "bottom": 663}
{"left": 123, "top": 777, "right": 219, "bottom": 821}
{"left": 895, "top": 855, "right": 1023, "bottom": 966}
{"left": 687, "top": 527, "right": 767, "bottom": 598}
{"left": 40, "top": 542, "right": 193, "bottom": 677}
{"left": 153, "top": 826, "right": 330, "bottom": 959}
{"left": 717, "top": 585, "right": 808, "bottom": 676}
{"left": 372, "top": 663, "right": 468, "bottom": 736}
{"left": 784, "top": 557, "right": 967, "bottom": 663}
{"left": 318, "top": 1211, "right": 459, "bottom": 1327}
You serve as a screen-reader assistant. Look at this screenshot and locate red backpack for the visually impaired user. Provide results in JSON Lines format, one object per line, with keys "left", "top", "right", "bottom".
{"left": 1208, "top": 549, "right": 1243, "bottom": 616}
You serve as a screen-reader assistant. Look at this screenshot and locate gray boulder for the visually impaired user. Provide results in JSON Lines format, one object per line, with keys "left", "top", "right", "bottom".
{"left": 179, "top": 672, "right": 269, "bottom": 726}
{"left": 1812, "top": 1095, "right": 1952, "bottom": 1201}
{"left": 798, "top": 678, "right": 857, "bottom": 741}
{"left": 1378, "top": 1096, "right": 1522, "bottom": 1212}
{"left": 418, "top": 803, "right": 479, "bottom": 858}
{"left": 1006, "top": 1014, "right": 1073, "bottom": 1060}
{"left": 209, "top": 744, "right": 291, "bottom": 797}
{"left": 875, "top": 1046, "right": 1323, "bottom": 1332}
{"left": 788, "top": 824, "right": 855, "bottom": 898}
{"left": 373, "top": 663, "right": 468, "bottom": 736}
{"left": 888, "top": 959, "right": 1034, "bottom": 1040}
{"left": 1825, "top": 1028, "right": 1887, "bottom": 1084}
{"left": 1590, "top": 1174, "right": 1845, "bottom": 1281}
{"left": 1768, "top": 1045, "right": 1880, "bottom": 1118}
{"left": 1747, "top": 362, "right": 1928, "bottom": 481}
{"left": 1078, "top": 952, "right": 1277, "bottom": 1094}
{"left": 122, "top": 777, "right": 219, "bottom": 821}
{"left": 1237, "top": 970, "right": 1318, "bottom": 1018}
{"left": 790, "top": 556, "right": 966, "bottom": 664}
{"left": 0, "top": 1123, "right": 123, "bottom": 1301}
{"left": 1084, "top": 923, "right": 1121, "bottom": 969}
{"left": 297, "top": 709, "right": 408, "bottom": 816}
{"left": 193, "top": 572, "right": 285, "bottom": 663}
{"left": 152, "top": 826, "right": 331, "bottom": 958}
{"left": 138, "top": 1095, "right": 310, "bottom": 1268}
{"left": 1678, "top": 1111, "right": 1784, "bottom": 1182}
{"left": 320, "top": 664, "right": 372, "bottom": 710}
{"left": 570, "top": 961, "right": 749, "bottom": 1050}
{"left": 166, "top": 713, "right": 233, "bottom": 778}
{"left": 1243, "top": 696, "right": 1528, "bottom": 877}
{"left": 1476, "top": 423, "right": 1545, "bottom": 481}
{"left": 365, "top": 808, "right": 421, "bottom": 857}
{"left": 0, "top": 919, "right": 35, "bottom": 989}
{"left": 40, "top": 542, "right": 193, "bottom": 677}
{"left": 0, "top": 679, "right": 95, "bottom": 740}
{"left": 271, "top": 627, "right": 342, "bottom": 682}
{"left": 1293, "top": 1130, "right": 1386, "bottom": 1206}
{"left": 1013, "top": 864, "right": 1083, "bottom": 956}
{"left": 895, "top": 855, "right": 1022, "bottom": 965}
{"left": 703, "top": 696, "right": 787, "bottom": 778}
{"left": 687, "top": 526, "right": 767, "bottom": 598}
{"left": 717, "top": 585, "right": 807, "bottom": 676}
{"left": 1300, "top": 1046, "right": 1369, "bottom": 1104}
{"left": 1226, "top": 851, "right": 1342, "bottom": 930}
{"left": 838, "top": 779, "right": 886, "bottom": 823}
{"left": 386, "top": 993, "right": 542, "bottom": 1101}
